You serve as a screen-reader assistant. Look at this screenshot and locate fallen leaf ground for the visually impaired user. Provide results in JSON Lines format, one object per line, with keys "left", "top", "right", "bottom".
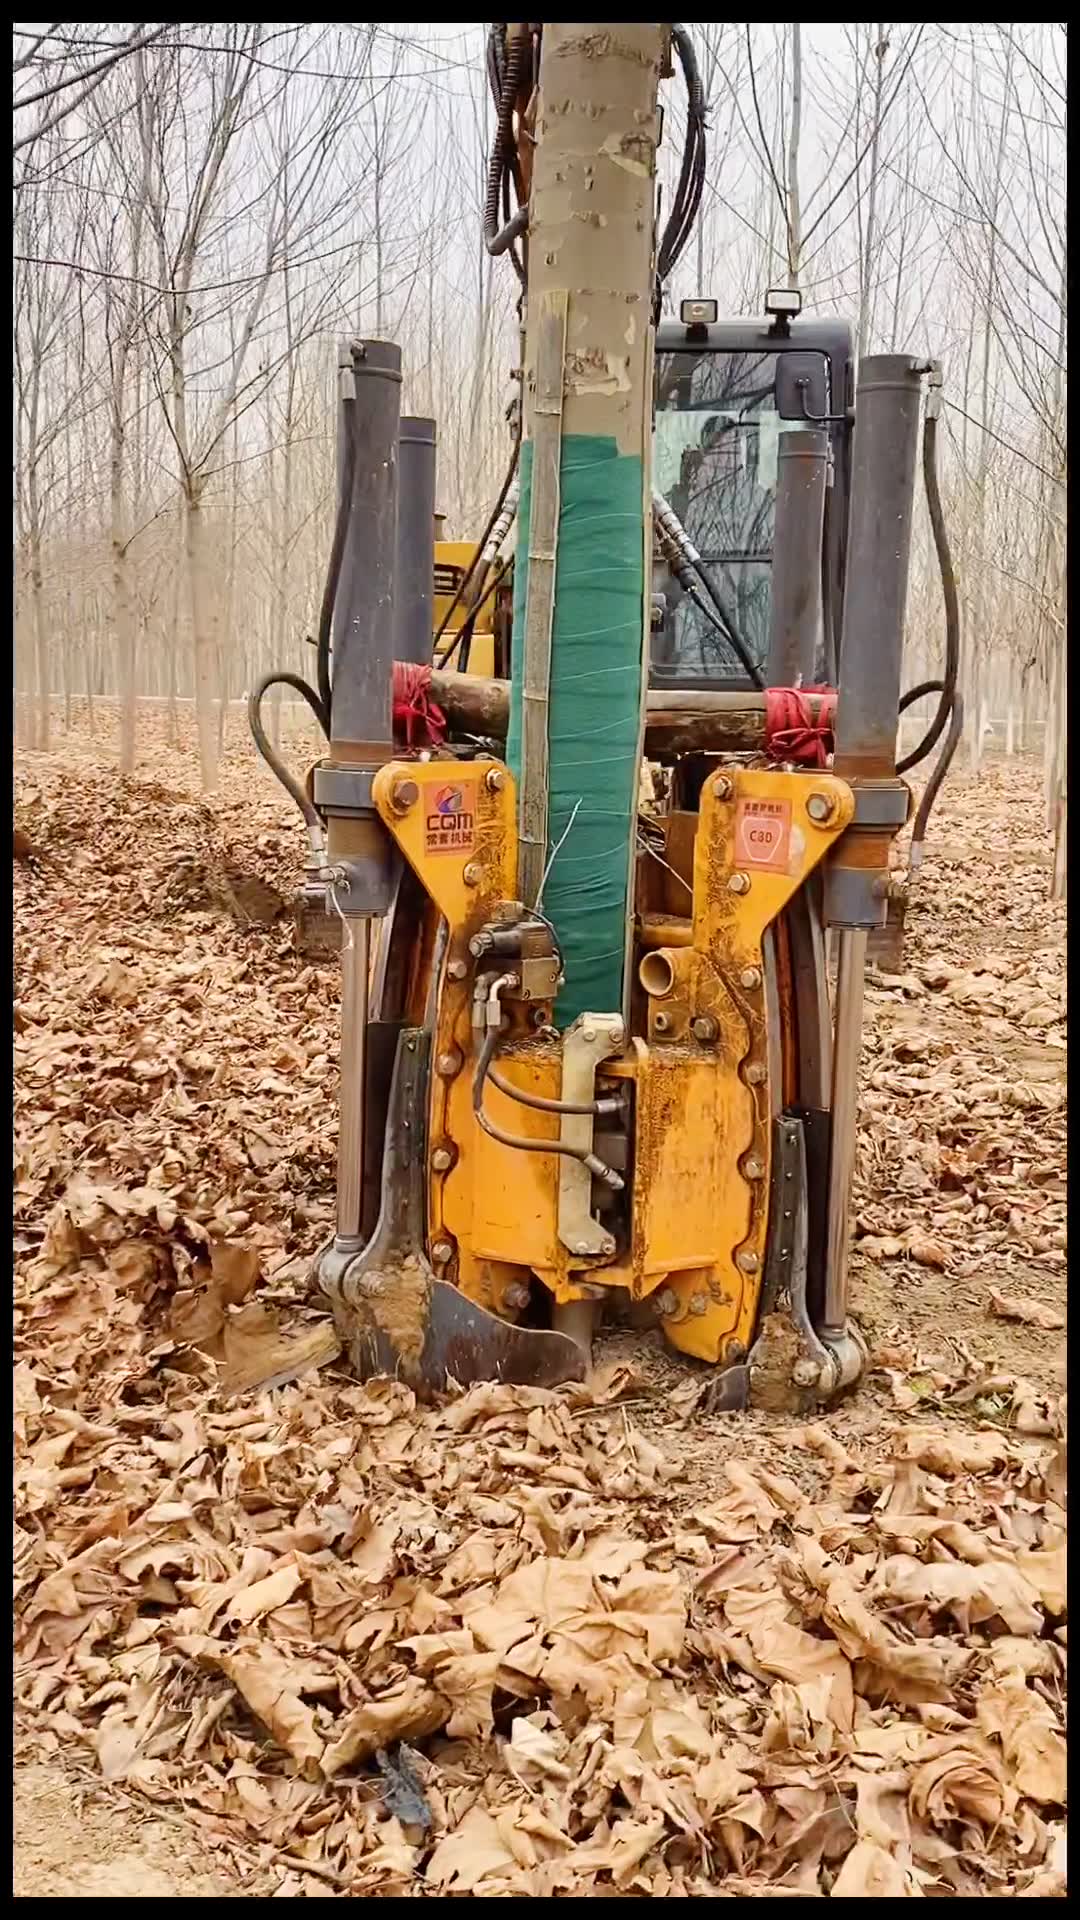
{"left": 14, "top": 712, "right": 1066, "bottom": 1898}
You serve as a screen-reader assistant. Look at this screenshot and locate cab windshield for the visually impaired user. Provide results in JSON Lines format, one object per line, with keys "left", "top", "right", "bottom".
{"left": 652, "top": 346, "right": 830, "bottom": 683}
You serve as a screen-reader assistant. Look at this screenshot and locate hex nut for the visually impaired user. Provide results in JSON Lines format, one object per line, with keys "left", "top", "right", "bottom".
{"left": 806, "top": 791, "right": 834, "bottom": 824}
{"left": 655, "top": 1287, "right": 679, "bottom": 1316}
{"left": 503, "top": 1281, "right": 530, "bottom": 1310}
{"left": 431, "top": 1240, "right": 453, "bottom": 1264}
{"left": 736, "top": 1249, "right": 760, "bottom": 1274}
{"left": 653, "top": 1011, "right": 671, "bottom": 1032}
{"left": 391, "top": 779, "right": 418, "bottom": 815}
{"left": 739, "top": 966, "right": 762, "bottom": 990}
{"left": 728, "top": 870, "right": 751, "bottom": 895}
{"left": 689, "top": 1293, "right": 708, "bottom": 1316}
{"left": 793, "top": 1357, "right": 821, "bottom": 1387}
{"left": 446, "top": 958, "right": 468, "bottom": 981}
{"left": 692, "top": 1014, "right": 718, "bottom": 1042}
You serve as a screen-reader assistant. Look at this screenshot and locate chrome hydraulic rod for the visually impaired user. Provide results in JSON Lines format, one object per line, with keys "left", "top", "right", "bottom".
{"left": 822, "top": 927, "right": 868, "bottom": 1332}
{"left": 335, "top": 916, "right": 371, "bottom": 1243}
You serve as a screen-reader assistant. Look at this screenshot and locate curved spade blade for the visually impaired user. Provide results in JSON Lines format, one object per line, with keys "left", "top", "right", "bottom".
{"left": 321, "top": 1027, "right": 587, "bottom": 1397}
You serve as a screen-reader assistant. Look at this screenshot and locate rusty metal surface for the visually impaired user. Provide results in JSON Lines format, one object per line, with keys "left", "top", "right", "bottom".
{"left": 324, "top": 1026, "right": 585, "bottom": 1396}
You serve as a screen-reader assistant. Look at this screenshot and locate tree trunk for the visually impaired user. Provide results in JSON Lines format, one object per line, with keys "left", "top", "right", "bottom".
{"left": 30, "top": 529, "right": 48, "bottom": 753}
{"left": 184, "top": 488, "right": 220, "bottom": 790}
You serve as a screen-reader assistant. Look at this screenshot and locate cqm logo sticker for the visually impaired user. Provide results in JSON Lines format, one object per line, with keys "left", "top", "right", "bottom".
{"left": 734, "top": 798, "right": 792, "bottom": 871}
{"left": 425, "top": 781, "right": 477, "bottom": 855}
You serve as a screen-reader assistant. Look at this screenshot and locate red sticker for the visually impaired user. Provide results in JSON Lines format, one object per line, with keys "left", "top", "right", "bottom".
{"left": 734, "top": 798, "right": 792, "bottom": 871}
{"left": 424, "top": 780, "right": 478, "bottom": 856}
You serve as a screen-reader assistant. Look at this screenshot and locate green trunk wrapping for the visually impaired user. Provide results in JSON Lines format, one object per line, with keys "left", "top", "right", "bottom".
{"left": 508, "top": 435, "right": 644, "bottom": 1025}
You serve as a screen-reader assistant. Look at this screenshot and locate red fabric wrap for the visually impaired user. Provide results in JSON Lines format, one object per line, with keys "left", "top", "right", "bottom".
{"left": 392, "top": 661, "right": 446, "bottom": 751}
{"left": 764, "top": 685, "right": 837, "bottom": 768}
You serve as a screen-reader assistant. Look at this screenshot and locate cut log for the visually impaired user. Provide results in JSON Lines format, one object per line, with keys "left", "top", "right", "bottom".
{"left": 426, "top": 669, "right": 769, "bottom": 757}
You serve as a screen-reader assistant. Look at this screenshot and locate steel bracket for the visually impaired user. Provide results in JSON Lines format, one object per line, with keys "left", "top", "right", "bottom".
{"left": 557, "top": 1012, "right": 625, "bottom": 1259}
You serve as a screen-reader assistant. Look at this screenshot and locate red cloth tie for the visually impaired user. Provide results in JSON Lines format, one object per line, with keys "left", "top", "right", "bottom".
{"left": 392, "top": 661, "right": 446, "bottom": 751}
{"left": 764, "top": 685, "right": 837, "bottom": 768}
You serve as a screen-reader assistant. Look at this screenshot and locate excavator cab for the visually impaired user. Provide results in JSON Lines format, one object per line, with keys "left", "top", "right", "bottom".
{"left": 651, "top": 294, "right": 852, "bottom": 691}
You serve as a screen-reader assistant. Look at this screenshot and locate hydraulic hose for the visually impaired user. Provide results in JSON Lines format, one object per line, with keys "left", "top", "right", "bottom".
{"left": 248, "top": 671, "right": 328, "bottom": 844}
{"left": 472, "top": 1027, "right": 624, "bottom": 1188}
{"left": 689, "top": 562, "right": 766, "bottom": 688}
{"left": 316, "top": 390, "right": 358, "bottom": 720}
{"left": 440, "top": 557, "right": 512, "bottom": 674}
{"left": 433, "top": 430, "right": 521, "bottom": 651}
{"left": 487, "top": 1058, "right": 621, "bottom": 1118}
{"left": 483, "top": 27, "right": 527, "bottom": 260}
{"left": 896, "top": 407, "right": 958, "bottom": 777}
{"left": 659, "top": 27, "right": 707, "bottom": 292}
{"left": 910, "top": 688, "right": 964, "bottom": 871}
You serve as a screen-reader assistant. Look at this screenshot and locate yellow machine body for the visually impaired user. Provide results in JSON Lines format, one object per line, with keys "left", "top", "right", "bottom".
{"left": 432, "top": 540, "right": 496, "bottom": 679}
{"left": 372, "top": 754, "right": 854, "bottom": 1363}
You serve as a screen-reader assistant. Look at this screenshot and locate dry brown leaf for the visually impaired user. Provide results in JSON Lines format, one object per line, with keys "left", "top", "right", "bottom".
{"left": 872, "top": 1554, "right": 1043, "bottom": 1635}
{"left": 989, "top": 1290, "right": 1066, "bottom": 1331}
{"left": 830, "top": 1839, "right": 912, "bottom": 1897}
{"left": 218, "top": 1647, "right": 325, "bottom": 1776}
{"left": 976, "top": 1677, "right": 1067, "bottom": 1806}
{"left": 425, "top": 1806, "right": 520, "bottom": 1891}
{"left": 321, "top": 1678, "right": 448, "bottom": 1777}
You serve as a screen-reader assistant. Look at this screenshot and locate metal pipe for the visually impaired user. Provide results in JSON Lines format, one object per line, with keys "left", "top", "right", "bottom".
{"left": 766, "top": 430, "right": 828, "bottom": 686}
{"left": 552, "top": 1298, "right": 596, "bottom": 1358}
{"left": 331, "top": 339, "right": 402, "bottom": 756}
{"left": 822, "top": 927, "right": 867, "bottom": 1331}
{"left": 833, "top": 356, "right": 924, "bottom": 779}
{"left": 336, "top": 916, "right": 371, "bottom": 1243}
{"left": 395, "top": 417, "right": 437, "bottom": 666}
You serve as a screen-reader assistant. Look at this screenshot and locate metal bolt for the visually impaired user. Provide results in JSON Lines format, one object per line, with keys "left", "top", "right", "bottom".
{"left": 446, "top": 957, "right": 468, "bottom": 981}
{"left": 582, "top": 1027, "right": 596, "bottom": 1043}
{"left": 744, "top": 1061, "right": 766, "bottom": 1086}
{"left": 431, "top": 1240, "right": 453, "bottom": 1265}
{"left": 431, "top": 1147, "right": 454, "bottom": 1173}
{"left": 503, "top": 1280, "right": 530, "bottom": 1310}
{"left": 463, "top": 862, "right": 482, "bottom": 887}
{"left": 436, "top": 1049, "right": 462, "bottom": 1078}
{"left": 728, "top": 870, "right": 751, "bottom": 895}
{"left": 531, "top": 1007, "right": 547, "bottom": 1027}
{"left": 739, "top": 966, "right": 762, "bottom": 990}
{"left": 572, "top": 1241, "right": 591, "bottom": 1257}
{"left": 600, "top": 1236, "right": 616, "bottom": 1257}
{"left": 725, "top": 1339, "right": 747, "bottom": 1365}
{"left": 736, "top": 1249, "right": 760, "bottom": 1274}
{"left": 714, "top": 775, "right": 733, "bottom": 801}
{"left": 689, "top": 1293, "right": 708, "bottom": 1316}
{"left": 391, "top": 779, "right": 419, "bottom": 815}
{"left": 806, "top": 791, "right": 834, "bottom": 824}
{"left": 655, "top": 1288, "right": 679, "bottom": 1317}
{"left": 610, "top": 1024, "right": 625, "bottom": 1046}
{"left": 743, "top": 1155, "right": 765, "bottom": 1181}
{"left": 653, "top": 1011, "right": 671, "bottom": 1033}
{"left": 793, "top": 1357, "right": 821, "bottom": 1387}
{"left": 692, "top": 1014, "right": 718, "bottom": 1043}
{"left": 485, "top": 767, "right": 505, "bottom": 793}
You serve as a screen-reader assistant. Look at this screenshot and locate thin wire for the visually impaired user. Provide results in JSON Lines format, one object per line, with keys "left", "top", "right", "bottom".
{"left": 535, "top": 798, "right": 582, "bottom": 914}
{"left": 637, "top": 833, "right": 693, "bottom": 898}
